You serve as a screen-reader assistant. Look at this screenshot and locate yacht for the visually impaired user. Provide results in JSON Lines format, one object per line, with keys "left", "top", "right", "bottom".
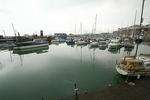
{"left": 66, "top": 38, "right": 75, "bottom": 45}
{"left": 116, "top": 0, "right": 148, "bottom": 77}
{"left": 98, "top": 41, "right": 108, "bottom": 50}
{"left": 116, "top": 55, "right": 150, "bottom": 76}
{"left": 76, "top": 40, "right": 88, "bottom": 46}
{"left": 123, "top": 38, "right": 134, "bottom": 49}
{"left": 89, "top": 41, "right": 99, "bottom": 48}
{"left": 108, "top": 38, "right": 121, "bottom": 50}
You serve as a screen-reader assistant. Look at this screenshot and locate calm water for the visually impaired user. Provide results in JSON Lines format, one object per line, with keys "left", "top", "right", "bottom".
{"left": 0, "top": 43, "right": 150, "bottom": 100}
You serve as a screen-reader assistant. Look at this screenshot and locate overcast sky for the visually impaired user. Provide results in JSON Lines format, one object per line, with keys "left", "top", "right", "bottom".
{"left": 0, "top": 0, "right": 150, "bottom": 35}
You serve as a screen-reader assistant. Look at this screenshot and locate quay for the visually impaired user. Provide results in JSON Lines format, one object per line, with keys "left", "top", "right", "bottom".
{"left": 63, "top": 77, "right": 150, "bottom": 100}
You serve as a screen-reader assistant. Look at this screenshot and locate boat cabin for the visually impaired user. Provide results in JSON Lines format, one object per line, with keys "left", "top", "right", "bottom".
{"left": 120, "top": 56, "right": 144, "bottom": 71}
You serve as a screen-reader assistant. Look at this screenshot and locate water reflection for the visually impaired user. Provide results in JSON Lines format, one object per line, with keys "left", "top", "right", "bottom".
{"left": 108, "top": 48, "right": 121, "bottom": 54}
{"left": 99, "top": 45, "right": 107, "bottom": 50}
{"left": 0, "top": 62, "right": 4, "bottom": 71}
{"left": 19, "top": 55, "right": 23, "bottom": 66}
{"left": 13, "top": 46, "right": 49, "bottom": 55}
{"left": 112, "top": 74, "right": 127, "bottom": 85}
{"left": 112, "top": 73, "right": 143, "bottom": 85}
{"left": 91, "top": 49, "right": 96, "bottom": 71}
{"left": 68, "top": 44, "right": 75, "bottom": 48}
{"left": 89, "top": 46, "right": 98, "bottom": 50}
{"left": 80, "top": 46, "right": 83, "bottom": 64}
{"left": 0, "top": 43, "right": 149, "bottom": 100}
{"left": 124, "top": 47, "right": 134, "bottom": 52}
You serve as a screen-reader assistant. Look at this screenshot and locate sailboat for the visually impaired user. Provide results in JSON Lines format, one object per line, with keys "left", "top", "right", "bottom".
{"left": 89, "top": 14, "right": 99, "bottom": 48}
{"left": 116, "top": 0, "right": 150, "bottom": 77}
{"left": 76, "top": 23, "right": 88, "bottom": 46}
{"left": 76, "top": 40, "right": 88, "bottom": 46}
{"left": 66, "top": 38, "right": 75, "bottom": 45}
{"left": 123, "top": 11, "right": 137, "bottom": 50}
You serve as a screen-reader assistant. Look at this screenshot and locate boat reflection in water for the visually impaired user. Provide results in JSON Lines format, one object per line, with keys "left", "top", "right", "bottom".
{"left": 0, "top": 62, "right": 5, "bottom": 71}
{"left": 108, "top": 47, "right": 121, "bottom": 54}
{"left": 13, "top": 45, "right": 49, "bottom": 55}
{"left": 13, "top": 39, "right": 49, "bottom": 55}
{"left": 112, "top": 73, "right": 139, "bottom": 85}
{"left": 112, "top": 74, "right": 127, "bottom": 85}
{"left": 99, "top": 45, "right": 107, "bottom": 50}
{"left": 124, "top": 46, "right": 134, "bottom": 52}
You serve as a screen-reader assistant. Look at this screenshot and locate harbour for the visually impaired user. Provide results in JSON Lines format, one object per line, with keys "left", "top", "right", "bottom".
{"left": 0, "top": 42, "right": 150, "bottom": 100}
{"left": 0, "top": 0, "right": 150, "bottom": 99}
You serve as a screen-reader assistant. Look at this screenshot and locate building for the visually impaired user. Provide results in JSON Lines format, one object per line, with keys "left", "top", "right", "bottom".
{"left": 40, "top": 30, "right": 44, "bottom": 37}
{"left": 0, "top": 35, "right": 3, "bottom": 39}
{"left": 115, "top": 24, "right": 150, "bottom": 42}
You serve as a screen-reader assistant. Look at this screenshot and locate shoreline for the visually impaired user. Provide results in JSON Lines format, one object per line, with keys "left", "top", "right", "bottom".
{"left": 61, "top": 77, "right": 150, "bottom": 100}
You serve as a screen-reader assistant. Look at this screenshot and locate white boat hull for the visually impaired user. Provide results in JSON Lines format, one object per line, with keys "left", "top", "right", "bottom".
{"left": 116, "top": 65, "right": 128, "bottom": 75}
{"left": 89, "top": 42, "right": 99, "bottom": 48}
{"left": 76, "top": 41, "right": 87, "bottom": 45}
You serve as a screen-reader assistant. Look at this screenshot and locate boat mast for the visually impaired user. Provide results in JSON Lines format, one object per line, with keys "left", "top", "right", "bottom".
{"left": 80, "top": 22, "right": 82, "bottom": 34}
{"left": 75, "top": 24, "right": 76, "bottom": 34}
{"left": 132, "top": 10, "right": 137, "bottom": 38}
{"left": 12, "top": 23, "right": 17, "bottom": 37}
{"left": 134, "top": 0, "right": 145, "bottom": 57}
{"left": 3, "top": 30, "right": 6, "bottom": 37}
{"left": 11, "top": 23, "right": 18, "bottom": 42}
{"left": 93, "top": 14, "right": 97, "bottom": 34}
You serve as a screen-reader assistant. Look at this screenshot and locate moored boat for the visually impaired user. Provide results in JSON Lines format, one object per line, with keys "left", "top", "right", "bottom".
{"left": 116, "top": 55, "right": 150, "bottom": 76}
{"left": 108, "top": 38, "right": 121, "bottom": 50}
{"left": 98, "top": 41, "right": 108, "bottom": 50}
{"left": 116, "top": 0, "right": 148, "bottom": 77}
{"left": 66, "top": 38, "right": 75, "bottom": 45}
{"left": 76, "top": 40, "right": 88, "bottom": 46}
{"left": 123, "top": 38, "right": 135, "bottom": 49}
{"left": 89, "top": 41, "right": 99, "bottom": 48}
{"left": 13, "top": 39, "right": 49, "bottom": 51}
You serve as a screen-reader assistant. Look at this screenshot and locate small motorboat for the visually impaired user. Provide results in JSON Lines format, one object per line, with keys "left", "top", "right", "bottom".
{"left": 76, "top": 40, "right": 88, "bottom": 46}
{"left": 66, "top": 38, "right": 75, "bottom": 45}
{"left": 98, "top": 41, "right": 108, "bottom": 50}
{"left": 89, "top": 42, "right": 99, "bottom": 48}
{"left": 108, "top": 39, "right": 121, "bottom": 50}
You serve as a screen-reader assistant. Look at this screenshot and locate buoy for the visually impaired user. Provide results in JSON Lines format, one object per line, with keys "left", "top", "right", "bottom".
{"left": 74, "top": 83, "right": 79, "bottom": 100}
{"left": 137, "top": 74, "right": 141, "bottom": 79}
